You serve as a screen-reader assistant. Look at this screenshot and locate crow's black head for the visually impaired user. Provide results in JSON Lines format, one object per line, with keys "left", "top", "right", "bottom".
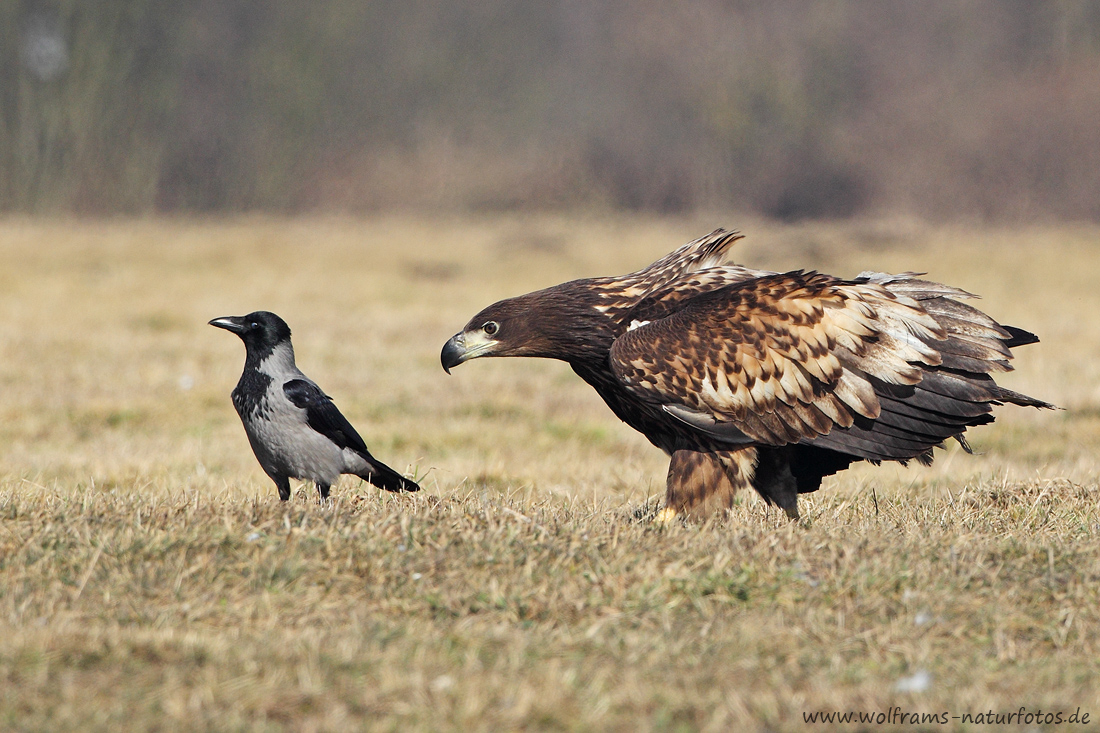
{"left": 209, "top": 311, "right": 293, "bottom": 359}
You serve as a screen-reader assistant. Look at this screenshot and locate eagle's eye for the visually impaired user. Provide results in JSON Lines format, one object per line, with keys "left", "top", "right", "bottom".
{"left": 483, "top": 321, "right": 500, "bottom": 336}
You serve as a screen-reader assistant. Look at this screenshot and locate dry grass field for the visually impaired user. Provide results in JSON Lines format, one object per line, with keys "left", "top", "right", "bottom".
{"left": 1, "top": 215, "right": 1098, "bottom": 731}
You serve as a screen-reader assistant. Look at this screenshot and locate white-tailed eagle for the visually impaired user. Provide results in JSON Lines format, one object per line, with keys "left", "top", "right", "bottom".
{"left": 441, "top": 230, "right": 1052, "bottom": 520}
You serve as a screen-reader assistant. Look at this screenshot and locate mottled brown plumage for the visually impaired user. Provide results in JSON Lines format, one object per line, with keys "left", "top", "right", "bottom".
{"left": 441, "top": 229, "right": 1052, "bottom": 520}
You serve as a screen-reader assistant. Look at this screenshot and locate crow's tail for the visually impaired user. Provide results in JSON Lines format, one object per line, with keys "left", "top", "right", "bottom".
{"left": 356, "top": 454, "right": 420, "bottom": 493}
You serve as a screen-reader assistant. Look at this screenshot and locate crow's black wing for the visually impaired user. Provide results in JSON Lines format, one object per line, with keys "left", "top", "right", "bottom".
{"left": 283, "top": 378, "right": 419, "bottom": 492}
{"left": 283, "top": 378, "right": 370, "bottom": 454}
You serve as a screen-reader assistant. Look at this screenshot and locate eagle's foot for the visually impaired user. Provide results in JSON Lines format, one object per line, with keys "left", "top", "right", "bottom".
{"left": 655, "top": 507, "right": 679, "bottom": 524}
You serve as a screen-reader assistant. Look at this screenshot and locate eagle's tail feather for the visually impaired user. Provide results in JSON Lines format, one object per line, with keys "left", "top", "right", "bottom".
{"left": 991, "top": 384, "right": 1057, "bottom": 410}
{"left": 1002, "top": 324, "right": 1040, "bottom": 349}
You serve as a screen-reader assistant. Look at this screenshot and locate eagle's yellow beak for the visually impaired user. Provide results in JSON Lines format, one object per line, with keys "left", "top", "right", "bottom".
{"left": 441, "top": 330, "right": 499, "bottom": 373}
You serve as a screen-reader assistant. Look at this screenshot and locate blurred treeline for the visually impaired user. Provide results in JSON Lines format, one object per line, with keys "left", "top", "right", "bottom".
{"left": 3, "top": 0, "right": 1100, "bottom": 220}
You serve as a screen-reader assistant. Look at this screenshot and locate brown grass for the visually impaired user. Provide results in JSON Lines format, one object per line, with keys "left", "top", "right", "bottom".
{"left": 0, "top": 215, "right": 1098, "bottom": 731}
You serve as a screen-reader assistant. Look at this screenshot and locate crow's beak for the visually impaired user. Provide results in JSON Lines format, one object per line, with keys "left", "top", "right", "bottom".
{"left": 441, "top": 333, "right": 466, "bottom": 374}
{"left": 209, "top": 316, "right": 247, "bottom": 334}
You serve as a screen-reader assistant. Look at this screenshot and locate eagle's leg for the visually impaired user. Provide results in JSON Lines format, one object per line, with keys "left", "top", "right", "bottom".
{"left": 753, "top": 447, "right": 801, "bottom": 520}
{"left": 659, "top": 448, "right": 756, "bottom": 521}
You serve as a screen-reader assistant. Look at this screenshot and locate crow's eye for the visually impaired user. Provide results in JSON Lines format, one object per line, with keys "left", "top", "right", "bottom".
{"left": 483, "top": 321, "right": 499, "bottom": 336}
{"left": 250, "top": 322, "right": 259, "bottom": 330}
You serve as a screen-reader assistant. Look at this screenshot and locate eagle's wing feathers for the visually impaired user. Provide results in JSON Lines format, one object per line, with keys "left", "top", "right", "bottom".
{"left": 661, "top": 403, "right": 756, "bottom": 443}
{"left": 609, "top": 271, "right": 958, "bottom": 447}
{"left": 589, "top": 230, "right": 752, "bottom": 321}
{"left": 628, "top": 229, "right": 746, "bottom": 290}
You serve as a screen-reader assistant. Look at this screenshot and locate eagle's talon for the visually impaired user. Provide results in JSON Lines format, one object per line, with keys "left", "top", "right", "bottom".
{"left": 655, "top": 507, "right": 679, "bottom": 524}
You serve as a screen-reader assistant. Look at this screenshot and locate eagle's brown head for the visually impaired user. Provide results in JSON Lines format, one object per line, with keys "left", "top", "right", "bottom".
{"left": 442, "top": 229, "right": 748, "bottom": 373}
{"left": 441, "top": 282, "right": 618, "bottom": 372}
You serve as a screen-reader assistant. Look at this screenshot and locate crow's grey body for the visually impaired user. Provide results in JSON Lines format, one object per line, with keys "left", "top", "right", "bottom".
{"left": 211, "top": 311, "right": 419, "bottom": 500}
{"left": 234, "top": 341, "right": 371, "bottom": 498}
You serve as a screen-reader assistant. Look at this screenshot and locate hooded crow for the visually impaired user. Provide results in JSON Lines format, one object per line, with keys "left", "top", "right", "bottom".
{"left": 210, "top": 310, "right": 419, "bottom": 501}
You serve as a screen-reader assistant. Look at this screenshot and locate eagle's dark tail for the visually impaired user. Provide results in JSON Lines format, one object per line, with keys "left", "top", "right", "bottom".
{"left": 1003, "top": 324, "right": 1039, "bottom": 349}
{"left": 356, "top": 454, "right": 420, "bottom": 493}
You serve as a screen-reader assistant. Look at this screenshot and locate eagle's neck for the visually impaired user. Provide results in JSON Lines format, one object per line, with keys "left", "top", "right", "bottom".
{"left": 524, "top": 280, "right": 626, "bottom": 363}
